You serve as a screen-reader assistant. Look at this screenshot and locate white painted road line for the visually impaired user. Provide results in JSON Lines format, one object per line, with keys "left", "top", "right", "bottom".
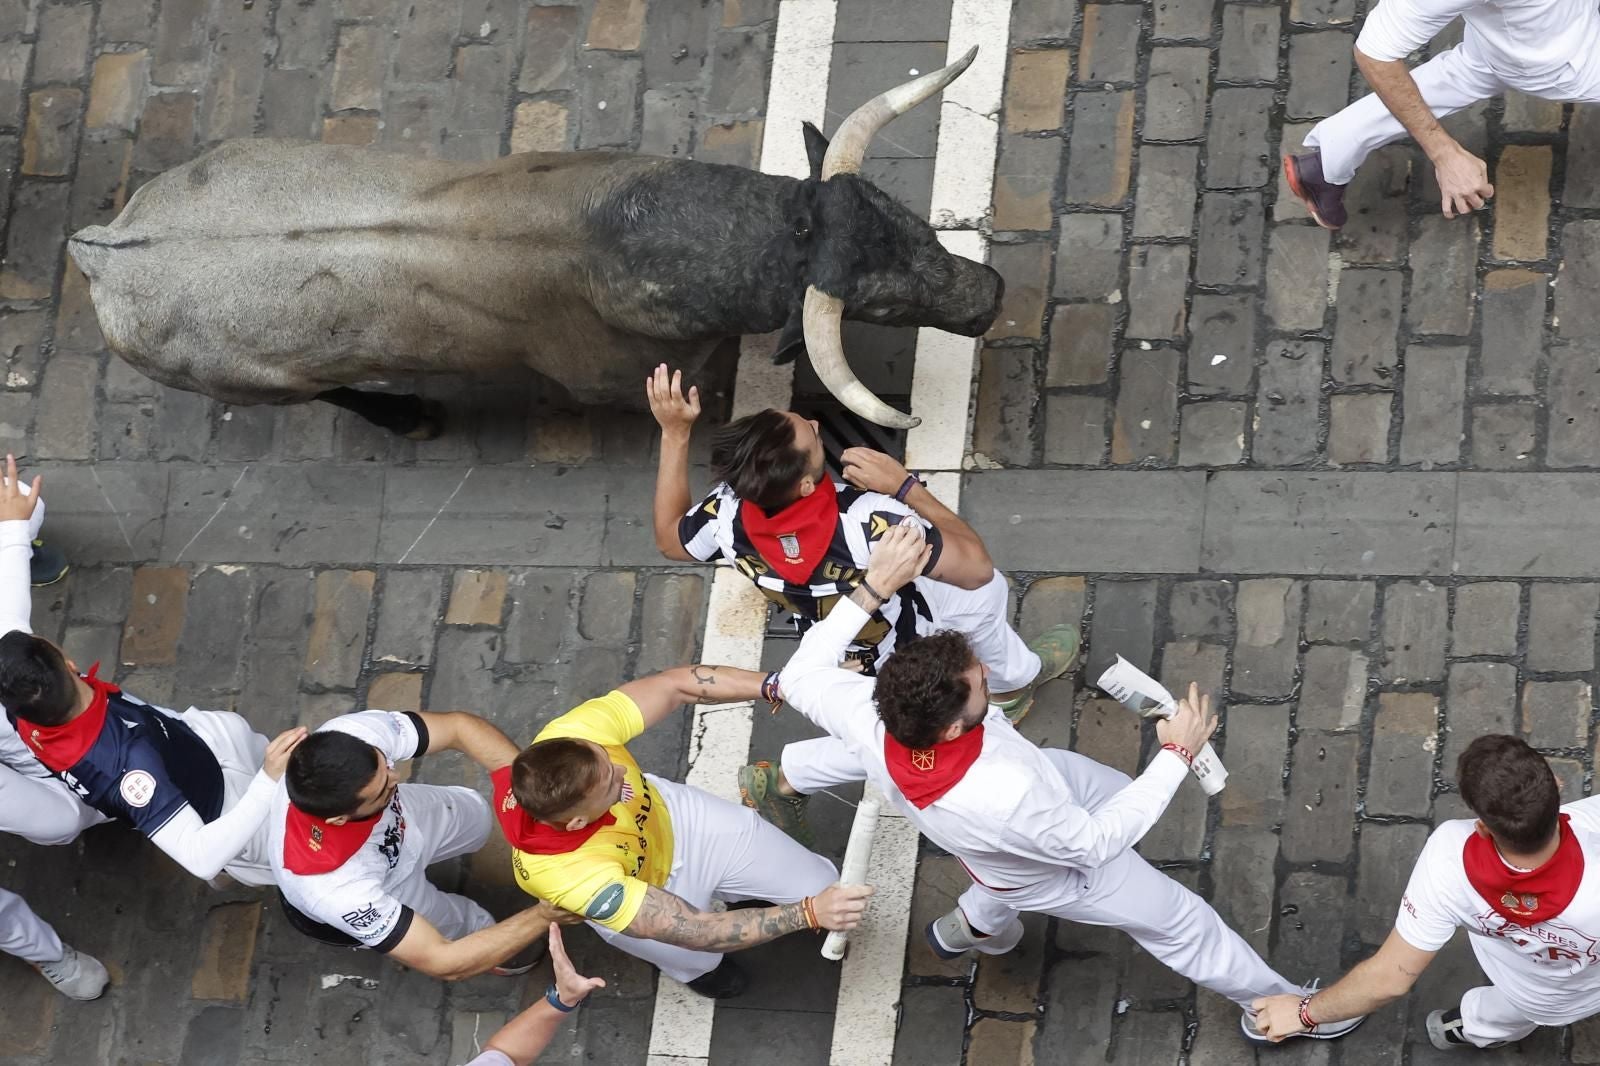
{"left": 646, "top": 3, "right": 835, "bottom": 1064}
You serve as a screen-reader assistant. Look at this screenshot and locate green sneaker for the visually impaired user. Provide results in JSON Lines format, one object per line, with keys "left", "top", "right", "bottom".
{"left": 737, "top": 761, "right": 814, "bottom": 848}
{"left": 992, "top": 624, "right": 1081, "bottom": 725}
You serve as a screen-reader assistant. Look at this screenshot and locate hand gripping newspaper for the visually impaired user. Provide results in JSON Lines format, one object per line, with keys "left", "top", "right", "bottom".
{"left": 1097, "top": 655, "right": 1228, "bottom": 795}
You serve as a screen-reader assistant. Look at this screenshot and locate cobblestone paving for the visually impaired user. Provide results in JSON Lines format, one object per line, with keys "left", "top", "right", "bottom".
{"left": 2, "top": 0, "right": 1600, "bottom": 1064}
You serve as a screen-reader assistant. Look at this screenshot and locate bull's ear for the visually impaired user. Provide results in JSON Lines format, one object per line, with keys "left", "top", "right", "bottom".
{"left": 773, "top": 304, "right": 806, "bottom": 364}
{"left": 801, "top": 122, "right": 828, "bottom": 181}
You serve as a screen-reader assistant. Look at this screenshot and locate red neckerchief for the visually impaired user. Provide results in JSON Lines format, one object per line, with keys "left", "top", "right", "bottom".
{"left": 883, "top": 725, "right": 985, "bottom": 809}
{"left": 15, "top": 662, "right": 118, "bottom": 773}
{"left": 282, "top": 802, "right": 387, "bottom": 875}
{"left": 739, "top": 479, "right": 839, "bottom": 585}
{"left": 1463, "top": 814, "right": 1585, "bottom": 926}
{"left": 490, "top": 765, "right": 617, "bottom": 855}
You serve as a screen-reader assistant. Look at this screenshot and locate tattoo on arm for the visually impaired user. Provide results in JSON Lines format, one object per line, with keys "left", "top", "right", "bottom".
{"left": 847, "top": 584, "right": 882, "bottom": 614}
{"left": 628, "top": 886, "right": 808, "bottom": 952}
{"left": 688, "top": 665, "right": 722, "bottom": 704}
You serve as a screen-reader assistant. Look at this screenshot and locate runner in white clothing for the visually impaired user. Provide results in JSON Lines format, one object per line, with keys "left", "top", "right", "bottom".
{"left": 1253, "top": 735, "right": 1600, "bottom": 1050}
{"left": 1282, "top": 0, "right": 1600, "bottom": 228}
{"left": 776, "top": 525, "right": 1363, "bottom": 1044}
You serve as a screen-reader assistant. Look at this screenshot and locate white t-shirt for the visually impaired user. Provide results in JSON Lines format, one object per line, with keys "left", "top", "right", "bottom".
{"left": 270, "top": 711, "right": 429, "bottom": 951}
{"left": 1396, "top": 797, "right": 1600, "bottom": 1024}
{"left": 1358, "top": 0, "right": 1600, "bottom": 77}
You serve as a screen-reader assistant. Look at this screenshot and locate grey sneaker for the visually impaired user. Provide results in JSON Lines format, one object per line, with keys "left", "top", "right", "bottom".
{"left": 36, "top": 944, "right": 110, "bottom": 1000}
{"left": 1426, "top": 1007, "right": 1505, "bottom": 1050}
{"left": 1239, "top": 981, "right": 1365, "bottom": 1043}
{"left": 925, "top": 906, "right": 1024, "bottom": 960}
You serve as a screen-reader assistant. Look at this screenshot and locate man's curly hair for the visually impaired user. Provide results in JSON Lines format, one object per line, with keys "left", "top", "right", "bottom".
{"left": 874, "top": 631, "right": 978, "bottom": 748}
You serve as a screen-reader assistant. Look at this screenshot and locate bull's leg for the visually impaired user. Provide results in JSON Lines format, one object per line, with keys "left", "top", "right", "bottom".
{"left": 316, "top": 387, "right": 445, "bottom": 440}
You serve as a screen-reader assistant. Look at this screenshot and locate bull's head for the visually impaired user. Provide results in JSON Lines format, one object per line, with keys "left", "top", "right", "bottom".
{"left": 776, "top": 47, "right": 1003, "bottom": 431}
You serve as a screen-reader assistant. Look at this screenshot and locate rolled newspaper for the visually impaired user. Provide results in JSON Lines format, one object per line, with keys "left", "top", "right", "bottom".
{"left": 1095, "top": 655, "right": 1228, "bottom": 795}
{"left": 821, "top": 789, "right": 882, "bottom": 960}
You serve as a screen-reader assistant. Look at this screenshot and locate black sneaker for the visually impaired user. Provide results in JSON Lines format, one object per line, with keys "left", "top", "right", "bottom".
{"left": 1282, "top": 151, "right": 1349, "bottom": 231}
{"left": 685, "top": 958, "right": 747, "bottom": 999}
{"left": 29, "top": 540, "right": 68, "bottom": 587}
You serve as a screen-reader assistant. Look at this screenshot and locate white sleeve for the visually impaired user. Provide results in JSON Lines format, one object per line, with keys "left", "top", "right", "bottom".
{"left": 306, "top": 881, "right": 412, "bottom": 950}
{"left": 147, "top": 769, "right": 278, "bottom": 880}
{"left": 322, "top": 711, "right": 424, "bottom": 764}
{"left": 778, "top": 596, "right": 884, "bottom": 747}
{"left": 1393, "top": 832, "right": 1463, "bottom": 951}
{"left": 1356, "top": 0, "right": 1474, "bottom": 61}
{"left": 1000, "top": 750, "right": 1190, "bottom": 869}
{"left": 0, "top": 517, "right": 35, "bottom": 637}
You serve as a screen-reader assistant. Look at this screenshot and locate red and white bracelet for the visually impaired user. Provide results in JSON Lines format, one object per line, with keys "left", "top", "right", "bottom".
{"left": 1297, "top": 994, "right": 1318, "bottom": 1033}
{"left": 1160, "top": 742, "right": 1194, "bottom": 766}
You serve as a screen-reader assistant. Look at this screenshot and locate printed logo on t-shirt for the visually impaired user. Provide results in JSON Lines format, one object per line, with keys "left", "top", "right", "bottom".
{"left": 120, "top": 769, "right": 158, "bottom": 808}
{"left": 585, "top": 882, "right": 628, "bottom": 921}
{"left": 1476, "top": 908, "right": 1600, "bottom": 968}
{"left": 342, "top": 904, "right": 384, "bottom": 930}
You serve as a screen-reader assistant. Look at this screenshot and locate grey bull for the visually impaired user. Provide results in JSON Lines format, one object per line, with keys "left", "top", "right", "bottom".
{"left": 66, "top": 49, "right": 1001, "bottom": 436}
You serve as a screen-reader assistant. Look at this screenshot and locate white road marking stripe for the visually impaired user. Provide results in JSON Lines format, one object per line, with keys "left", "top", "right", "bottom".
{"left": 646, "top": 3, "right": 835, "bottom": 1063}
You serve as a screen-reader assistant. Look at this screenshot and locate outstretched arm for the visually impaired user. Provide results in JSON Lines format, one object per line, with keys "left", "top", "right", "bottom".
{"left": 1250, "top": 929, "right": 1436, "bottom": 1040}
{"left": 416, "top": 710, "right": 520, "bottom": 773}
{"left": 841, "top": 448, "right": 993, "bottom": 590}
{"left": 0, "top": 455, "right": 41, "bottom": 636}
{"left": 480, "top": 924, "right": 605, "bottom": 1066}
{"left": 388, "top": 902, "right": 559, "bottom": 982}
{"left": 623, "top": 882, "right": 871, "bottom": 953}
{"left": 646, "top": 364, "right": 700, "bottom": 562}
{"left": 617, "top": 665, "right": 767, "bottom": 729}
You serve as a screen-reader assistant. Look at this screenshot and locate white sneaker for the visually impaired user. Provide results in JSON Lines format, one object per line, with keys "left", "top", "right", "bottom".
{"left": 36, "top": 945, "right": 110, "bottom": 1000}
{"left": 925, "top": 907, "right": 1025, "bottom": 959}
{"left": 1239, "top": 982, "right": 1365, "bottom": 1043}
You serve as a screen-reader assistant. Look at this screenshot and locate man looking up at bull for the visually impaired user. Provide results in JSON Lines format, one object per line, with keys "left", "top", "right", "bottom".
{"left": 646, "top": 364, "right": 1077, "bottom": 845}
{"left": 775, "top": 524, "right": 1364, "bottom": 1044}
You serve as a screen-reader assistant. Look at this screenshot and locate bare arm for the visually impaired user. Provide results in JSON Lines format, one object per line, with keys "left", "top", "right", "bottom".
{"left": 1353, "top": 47, "right": 1492, "bottom": 218}
{"left": 415, "top": 710, "right": 520, "bottom": 773}
{"left": 623, "top": 882, "right": 870, "bottom": 953}
{"left": 646, "top": 364, "right": 700, "bottom": 563}
{"left": 482, "top": 924, "right": 604, "bottom": 1066}
{"left": 617, "top": 665, "right": 767, "bottom": 729}
{"left": 840, "top": 448, "right": 992, "bottom": 589}
{"left": 1250, "top": 929, "right": 1436, "bottom": 1040}
{"left": 387, "top": 904, "right": 553, "bottom": 982}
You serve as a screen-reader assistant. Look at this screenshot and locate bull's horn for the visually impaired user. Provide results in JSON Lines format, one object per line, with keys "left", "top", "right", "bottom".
{"left": 821, "top": 45, "right": 978, "bottom": 180}
{"left": 802, "top": 286, "right": 920, "bottom": 430}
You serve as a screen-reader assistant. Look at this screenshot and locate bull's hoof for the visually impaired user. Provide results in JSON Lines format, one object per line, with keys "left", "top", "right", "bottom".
{"left": 403, "top": 400, "right": 446, "bottom": 441}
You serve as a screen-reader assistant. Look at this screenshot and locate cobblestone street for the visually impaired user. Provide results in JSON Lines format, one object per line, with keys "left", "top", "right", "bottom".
{"left": 1, "top": 0, "right": 1600, "bottom": 1063}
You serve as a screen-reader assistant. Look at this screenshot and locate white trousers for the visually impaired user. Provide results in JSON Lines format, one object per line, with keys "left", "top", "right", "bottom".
{"left": 1457, "top": 984, "right": 1543, "bottom": 1046}
{"left": 0, "top": 887, "right": 63, "bottom": 964}
{"left": 0, "top": 762, "right": 106, "bottom": 846}
{"left": 393, "top": 784, "right": 495, "bottom": 940}
{"left": 590, "top": 775, "right": 838, "bottom": 983}
{"left": 956, "top": 750, "right": 1302, "bottom": 1008}
{"left": 1307, "top": 36, "right": 1600, "bottom": 184}
{"left": 781, "top": 568, "right": 1040, "bottom": 795}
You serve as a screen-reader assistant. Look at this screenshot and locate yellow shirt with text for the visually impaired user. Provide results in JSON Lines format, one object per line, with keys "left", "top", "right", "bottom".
{"left": 508, "top": 691, "right": 675, "bottom": 932}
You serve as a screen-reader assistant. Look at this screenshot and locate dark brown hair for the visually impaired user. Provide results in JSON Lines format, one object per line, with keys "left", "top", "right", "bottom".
{"left": 512, "top": 738, "right": 606, "bottom": 821}
{"left": 710, "top": 409, "right": 811, "bottom": 511}
{"left": 1456, "top": 734, "right": 1561, "bottom": 853}
{"left": 874, "top": 631, "right": 978, "bottom": 749}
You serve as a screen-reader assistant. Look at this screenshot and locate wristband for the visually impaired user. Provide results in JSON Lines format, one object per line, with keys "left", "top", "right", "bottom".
{"left": 1160, "top": 742, "right": 1194, "bottom": 766}
{"left": 860, "top": 578, "right": 888, "bottom": 605}
{"left": 546, "top": 984, "right": 580, "bottom": 1013}
{"left": 802, "top": 895, "right": 820, "bottom": 931}
{"left": 761, "top": 671, "right": 782, "bottom": 710}
{"left": 893, "top": 475, "right": 923, "bottom": 503}
{"left": 1297, "top": 994, "right": 1317, "bottom": 1032}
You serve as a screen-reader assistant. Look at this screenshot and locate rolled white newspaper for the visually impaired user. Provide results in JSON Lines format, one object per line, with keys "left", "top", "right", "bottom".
{"left": 821, "top": 789, "right": 882, "bottom": 960}
{"left": 1095, "top": 655, "right": 1228, "bottom": 795}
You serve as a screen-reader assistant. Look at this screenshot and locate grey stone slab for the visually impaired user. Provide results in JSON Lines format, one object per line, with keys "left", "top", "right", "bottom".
{"left": 377, "top": 467, "right": 609, "bottom": 566}
{"left": 372, "top": 569, "right": 445, "bottom": 667}
{"left": 827, "top": 42, "right": 945, "bottom": 159}
{"left": 503, "top": 569, "right": 576, "bottom": 663}
{"left": 1054, "top": 213, "right": 1125, "bottom": 299}
{"left": 963, "top": 471, "right": 1207, "bottom": 573}
{"left": 1252, "top": 339, "right": 1324, "bottom": 465}
{"left": 1444, "top": 662, "right": 1517, "bottom": 768}
{"left": 1179, "top": 400, "right": 1247, "bottom": 466}
{"left": 1233, "top": 578, "right": 1301, "bottom": 697}
{"left": 1170, "top": 580, "right": 1234, "bottom": 637}
{"left": 1470, "top": 402, "right": 1537, "bottom": 470}
{"left": 1144, "top": 47, "right": 1209, "bottom": 140}
{"left": 1012, "top": 0, "right": 1078, "bottom": 43}
{"left": 1111, "top": 348, "right": 1179, "bottom": 462}
{"left": 1125, "top": 244, "right": 1189, "bottom": 340}
{"left": 1086, "top": 578, "right": 1158, "bottom": 679}
{"left": 1298, "top": 645, "right": 1367, "bottom": 730}
{"left": 1527, "top": 583, "right": 1598, "bottom": 672}
{"left": 1381, "top": 581, "right": 1448, "bottom": 683}
{"left": 1204, "top": 87, "right": 1273, "bottom": 188}
{"left": 1152, "top": 0, "right": 1213, "bottom": 40}
{"left": 1218, "top": 703, "right": 1287, "bottom": 827}
{"left": 1567, "top": 104, "right": 1600, "bottom": 208}
{"left": 1400, "top": 345, "right": 1467, "bottom": 466}
{"left": 1521, "top": 680, "right": 1588, "bottom": 749}
{"left": 1202, "top": 472, "right": 1456, "bottom": 575}
{"left": 1265, "top": 226, "right": 1331, "bottom": 329}
{"left": 1477, "top": 270, "right": 1547, "bottom": 395}
{"left": 835, "top": 0, "right": 955, "bottom": 41}
{"left": 1548, "top": 341, "right": 1600, "bottom": 467}
{"left": 1328, "top": 392, "right": 1392, "bottom": 465}
{"left": 1286, "top": 30, "right": 1352, "bottom": 118}
{"left": 1339, "top": 146, "right": 1411, "bottom": 264}
{"left": 1046, "top": 303, "right": 1115, "bottom": 386}
{"left": 1557, "top": 221, "right": 1600, "bottom": 342}
{"left": 1356, "top": 824, "right": 1431, "bottom": 944}
{"left": 1187, "top": 293, "right": 1255, "bottom": 396}
{"left": 164, "top": 464, "right": 383, "bottom": 564}
{"left": 972, "top": 344, "right": 1039, "bottom": 467}
{"left": 1305, "top": 580, "right": 1375, "bottom": 643}
{"left": 893, "top": 985, "right": 966, "bottom": 1066}
{"left": 1368, "top": 693, "right": 1438, "bottom": 817}
{"left": 1079, "top": 4, "right": 1143, "bottom": 83}
{"left": 576, "top": 52, "right": 641, "bottom": 149}
{"left": 1044, "top": 393, "right": 1109, "bottom": 465}
{"left": 1035, "top": 955, "right": 1118, "bottom": 1064}
{"left": 1218, "top": 5, "right": 1280, "bottom": 83}
{"left": 1282, "top": 730, "right": 1358, "bottom": 862}
{"left": 1451, "top": 582, "right": 1520, "bottom": 657}
{"left": 1456, "top": 475, "right": 1600, "bottom": 576}
{"left": 1195, "top": 191, "right": 1264, "bottom": 286}
{"left": 1408, "top": 218, "right": 1478, "bottom": 335}
{"left": 1132, "top": 144, "right": 1199, "bottom": 238}
{"left": 1331, "top": 270, "right": 1403, "bottom": 385}
{"left": 1211, "top": 828, "right": 1278, "bottom": 956}
{"left": 1064, "top": 90, "right": 1134, "bottom": 206}
{"left": 32, "top": 462, "right": 167, "bottom": 564}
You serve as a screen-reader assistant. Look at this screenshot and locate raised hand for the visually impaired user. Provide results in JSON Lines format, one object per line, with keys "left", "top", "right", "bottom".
{"left": 645, "top": 363, "right": 701, "bottom": 436}
{"left": 0, "top": 454, "right": 41, "bottom": 524}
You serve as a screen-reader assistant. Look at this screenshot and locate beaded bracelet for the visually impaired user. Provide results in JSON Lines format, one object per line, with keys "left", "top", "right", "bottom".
{"left": 1160, "top": 742, "right": 1194, "bottom": 766}
{"left": 1297, "top": 995, "right": 1317, "bottom": 1032}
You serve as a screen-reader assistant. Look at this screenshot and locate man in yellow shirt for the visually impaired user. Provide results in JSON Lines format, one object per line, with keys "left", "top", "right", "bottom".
{"left": 487, "top": 663, "right": 871, "bottom": 998}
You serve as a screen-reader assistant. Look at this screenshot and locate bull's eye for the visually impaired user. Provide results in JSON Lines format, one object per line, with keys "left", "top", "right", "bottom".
{"left": 793, "top": 224, "right": 809, "bottom": 237}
